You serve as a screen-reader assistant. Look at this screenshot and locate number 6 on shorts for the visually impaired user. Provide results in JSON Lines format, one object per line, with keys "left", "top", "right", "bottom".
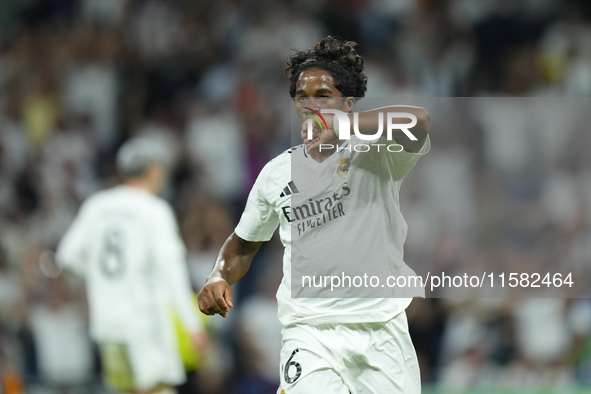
{"left": 283, "top": 349, "right": 302, "bottom": 384}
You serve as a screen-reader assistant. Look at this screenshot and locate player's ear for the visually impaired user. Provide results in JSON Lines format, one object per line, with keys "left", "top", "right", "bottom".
{"left": 343, "top": 97, "right": 355, "bottom": 112}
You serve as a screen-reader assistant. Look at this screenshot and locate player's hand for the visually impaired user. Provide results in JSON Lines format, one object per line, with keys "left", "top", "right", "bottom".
{"left": 190, "top": 331, "right": 210, "bottom": 357}
{"left": 301, "top": 114, "right": 337, "bottom": 154}
{"left": 198, "top": 279, "right": 233, "bottom": 318}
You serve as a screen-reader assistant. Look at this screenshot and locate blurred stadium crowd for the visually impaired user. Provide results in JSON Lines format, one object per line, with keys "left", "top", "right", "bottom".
{"left": 1, "top": 0, "right": 591, "bottom": 393}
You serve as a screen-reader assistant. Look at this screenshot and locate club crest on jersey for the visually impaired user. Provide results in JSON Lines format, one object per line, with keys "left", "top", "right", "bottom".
{"left": 337, "top": 158, "right": 350, "bottom": 178}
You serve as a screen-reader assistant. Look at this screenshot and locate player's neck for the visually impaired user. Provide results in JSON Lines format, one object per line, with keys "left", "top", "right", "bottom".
{"left": 124, "top": 179, "right": 156, "bottom": 194}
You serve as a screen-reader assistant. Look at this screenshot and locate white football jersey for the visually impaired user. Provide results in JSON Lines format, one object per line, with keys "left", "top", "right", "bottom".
{"left": 235, "top": 135, "right": 430, "bottom": 326}
{"left": 57, "top": 186, "right": 202, "bottom": 342}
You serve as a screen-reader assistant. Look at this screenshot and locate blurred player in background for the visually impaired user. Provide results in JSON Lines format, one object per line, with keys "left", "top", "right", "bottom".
{"left": 199, "top": 36, "right": 430, "bottom": 393}
{"left": 57, "top": 138, "right": 207, "bottom": 394}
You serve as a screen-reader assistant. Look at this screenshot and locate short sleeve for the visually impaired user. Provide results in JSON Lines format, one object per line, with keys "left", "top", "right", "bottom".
{"left": 385, "top": 135, "right": 431, "bottom": 181}
{"left": 348, "top": 134, "right": 430, "bottom": 181}
{"left": 235, "top": 167, "right": 280, "bottom": 242}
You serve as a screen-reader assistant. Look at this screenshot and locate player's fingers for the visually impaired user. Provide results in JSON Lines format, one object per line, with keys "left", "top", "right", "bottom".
{"left": 199, "top": 282, "right": 232, "bottom": 317}
{"left": 198, "top": 289, "right": 217, "bottom": 315}
{"left": 301, "top": 127, "right": 313, "bottom": 144}
{"left": 301, "top": 122, "right": 320, "bottom": 142}
{"left": 306, "top": 139, "right": 321, "bottom": 153}
{"left": 199, "top": 285, "right": 226, "bottom": 315}
{"left": 212, "top": 283, "right": 229, "bottom": 313}
{"left": 225, "top": 285, "right": 234, "bottom": 309}
{"left": 197, "top": 295, "right": 205, "bottom": 312}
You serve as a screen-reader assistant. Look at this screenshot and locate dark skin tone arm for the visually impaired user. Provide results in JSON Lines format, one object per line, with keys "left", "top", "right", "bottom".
{"left": 198, "top": 232, "right": 262, "bottom": 318}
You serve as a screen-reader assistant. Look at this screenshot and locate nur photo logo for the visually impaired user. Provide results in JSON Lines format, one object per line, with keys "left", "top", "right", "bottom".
{"left": 303, "top": 109, "right": 419, "bottom": 153}
{"left": 303, "top": 107, "right": 328, "bottom": 132}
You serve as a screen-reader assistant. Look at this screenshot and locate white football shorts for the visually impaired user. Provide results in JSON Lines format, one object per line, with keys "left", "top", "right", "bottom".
{"left": 277, "top": 312, "right": 421, "bottom": 394}
{"left": 101, "top": 329, "right": 185, "bottom": 392}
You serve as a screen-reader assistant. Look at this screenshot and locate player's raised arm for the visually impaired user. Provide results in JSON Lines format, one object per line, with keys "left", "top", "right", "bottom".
{"left": 307, "top": 105, "right": 429, "bottom": 154}
{"left": 353, "top": 105, "right": 430, "bottom": 153}
{"left": 198, "top": 232, "right": 262, "bottom": 318}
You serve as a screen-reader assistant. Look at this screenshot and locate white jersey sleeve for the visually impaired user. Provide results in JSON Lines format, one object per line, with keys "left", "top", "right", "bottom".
{"left": 347, "top": 134, "right": 431, "bottom": 182}
{"left": 151, "top": 204, "right": 203, "bottom": 333}
{"left": 386, "top": 135, "right": 431, "bottom": 181}
{"left": 235, "top": 164, "right": 280, "bottom": 242}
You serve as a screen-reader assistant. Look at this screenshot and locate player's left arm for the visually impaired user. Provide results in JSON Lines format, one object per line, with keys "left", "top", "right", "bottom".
{"left": 56, "top": 203, "right": 92, "bottom": 277}
{"left": 198, "top": 233, "right": 263, "bottom": 318}
{"left": 198, "top": 162, "right": 277, "bottom": 318}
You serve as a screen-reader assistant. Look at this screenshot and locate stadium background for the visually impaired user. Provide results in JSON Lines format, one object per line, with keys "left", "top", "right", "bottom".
{"left": 1, "top": 0, "right": 591, "bottom": 393}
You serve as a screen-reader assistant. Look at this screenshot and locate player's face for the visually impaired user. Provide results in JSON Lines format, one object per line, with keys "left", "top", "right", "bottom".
{"left": 294, "top": 68, "right": 355, "bottom": 124}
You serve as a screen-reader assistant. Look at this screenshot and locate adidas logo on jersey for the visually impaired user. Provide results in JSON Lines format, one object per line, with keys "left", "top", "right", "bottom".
{"left": 280, "top": 181, "right": 299, "bottom": 197}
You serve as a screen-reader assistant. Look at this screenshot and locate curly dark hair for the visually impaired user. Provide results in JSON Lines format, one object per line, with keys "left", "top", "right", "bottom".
{"left": 286, "top": 36, "right": 367, "bottom": 98}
